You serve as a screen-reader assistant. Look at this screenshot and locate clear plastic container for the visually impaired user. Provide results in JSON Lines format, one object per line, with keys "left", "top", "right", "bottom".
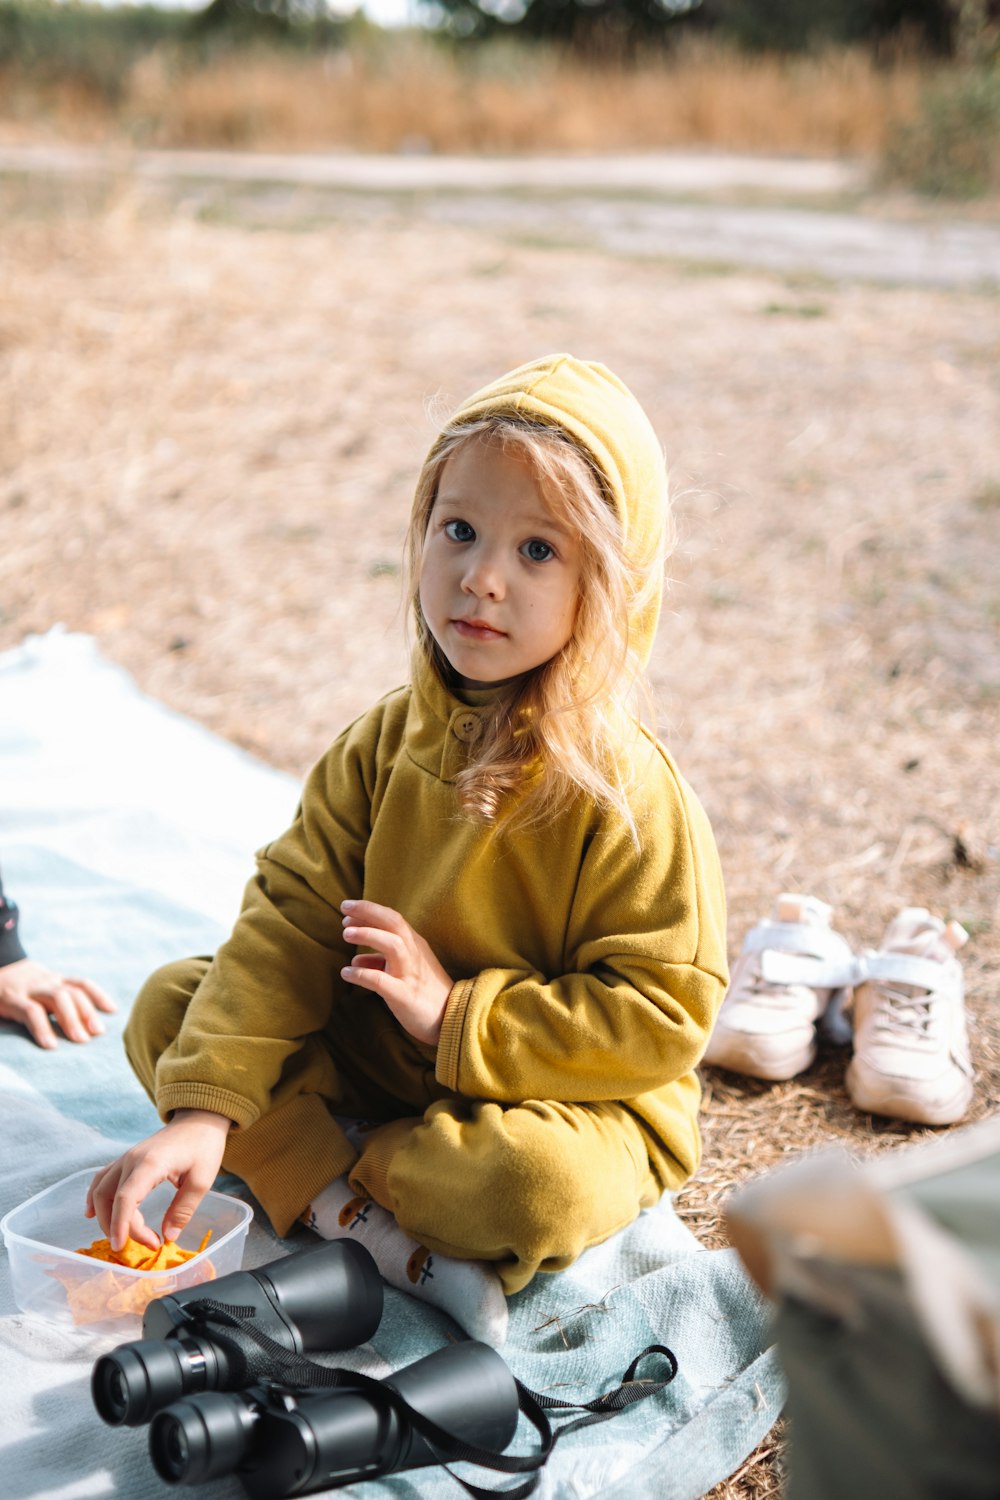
{"left": 1, "top": 1168, "right": 253, "bottom": 1335}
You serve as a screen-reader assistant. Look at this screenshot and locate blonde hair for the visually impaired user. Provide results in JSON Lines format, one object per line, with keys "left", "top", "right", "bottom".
{"left": 405, "top": 416, "right": 670, "bottom": 834}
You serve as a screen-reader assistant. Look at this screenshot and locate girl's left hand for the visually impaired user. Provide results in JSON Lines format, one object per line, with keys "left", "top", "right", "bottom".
{"left": 340, "top": 899, "right": 452, "bottom": 1046}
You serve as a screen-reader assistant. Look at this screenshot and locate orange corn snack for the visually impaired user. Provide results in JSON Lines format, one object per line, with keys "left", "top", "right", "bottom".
{"left": 49, "top": 1231, "right": 215, "bottom": 1325}
{"left": 74, "top": 1231, "right": 212, "bottom": 1270}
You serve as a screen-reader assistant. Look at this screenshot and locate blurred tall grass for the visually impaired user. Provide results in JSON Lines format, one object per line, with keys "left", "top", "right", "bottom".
{"left": 881, "top": 67, "right": 1000, "bottom": 195}
{"left": 1, "top": 0, "right": 998, "bottom": 195}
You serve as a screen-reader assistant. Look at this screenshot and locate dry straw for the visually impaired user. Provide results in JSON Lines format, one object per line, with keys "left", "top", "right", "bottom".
{"left": 2, "top": 38, "right": 927, "bottom": 155}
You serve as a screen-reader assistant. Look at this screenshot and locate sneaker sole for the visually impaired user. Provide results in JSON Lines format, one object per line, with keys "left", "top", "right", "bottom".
{"left": 845, "top": 1060, "right": 973, "bottom": 1127}
{"left": 703, "top": 1034, "right": 817, "bottom": 1082}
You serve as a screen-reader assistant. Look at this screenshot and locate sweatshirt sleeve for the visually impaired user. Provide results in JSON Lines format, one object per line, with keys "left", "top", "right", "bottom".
{"left": 152, "top": 707, "right": 386, "bottom": 1128}
{"left": 435, "top": 763, "right": 728, "bottom": 1105}
{"left": 0, "top": 869, "right": 28, "bottom": 967}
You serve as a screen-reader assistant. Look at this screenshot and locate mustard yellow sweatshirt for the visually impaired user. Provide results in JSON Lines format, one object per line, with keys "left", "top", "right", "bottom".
{"left": 153, "top": 355, "right": 729, "bottom": 1191}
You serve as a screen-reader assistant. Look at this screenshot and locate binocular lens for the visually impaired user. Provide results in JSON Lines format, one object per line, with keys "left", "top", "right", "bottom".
{"left": 96, "top": 1364, "right": 129, "bottom": 1425}
{"left": 92, "top": 1340, "right": 192, "bottom": 1427}
{"left": 161, "top": 1423, "right": 189, "bottom": 1476}
{"left": 150, "top": 1393, "right": 259, "bottom": 1487}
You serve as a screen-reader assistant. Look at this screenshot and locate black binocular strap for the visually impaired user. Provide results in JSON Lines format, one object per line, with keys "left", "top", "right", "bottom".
{"left": 182, "top": 1299, "right": 678, "bottom": 1498}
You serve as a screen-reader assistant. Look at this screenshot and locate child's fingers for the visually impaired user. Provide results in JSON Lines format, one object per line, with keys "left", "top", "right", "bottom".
{"left": 341, "top": 899, "right": 408, "bottom": 934}
{"left": 124, "top": 1207, "right": 162, "bottom": 1253}
{"left": 99, "top": 1159, "right": 169, "bottom": 1252}
{"left": 86, "top": 1171, "right": 159, "bottom": 1252}
{"left": 64, "top": 983, "right": 108, "bottom": 1038}
{"left": 66, "top": 976, "right": 117, "bottom": 1014}
{"left": 343, "top": 923, "right": 407, "bottom": 967}
{"left": 162, "top": 1185, "right": 208, "bottom": 1244}
{"left": 111, "top": 1183, "right": 162, "bottom": 1253}
{"left": 87, "top": 1158, "right": 166, "bottom": 1251}
{"left": 4, "top": 972, "right": 92, "bottom": 1044}
{"left": 45, "top": 984, "right": 97, "bottom": 1045}
{"left": 19, "top": 999, "right": 60, "bottom": 1051}
{"left": 341, "top": 962, "right": 400, "bottom": 1004}
{"left": 85, "top": 1163, "right": 110, "bottom": 1218}
{"left": 0, "top": 985, "right": 65, "bottom": 1048}
{"left": 26, "top": 1008, "right": 60, "bottom": 1056}
{"left": 86, "top": 1161, "right": 124, "bottom": 1240}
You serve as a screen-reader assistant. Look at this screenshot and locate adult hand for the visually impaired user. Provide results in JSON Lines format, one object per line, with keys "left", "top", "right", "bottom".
{"left": 0, "top": 958, "right": 116, "bottom": 1050}
{"left": 86, "top": 1109, "right": 232, "bottom": 1252}
{"left": 341, "top": 899, "right": 452, "bottom": 1046}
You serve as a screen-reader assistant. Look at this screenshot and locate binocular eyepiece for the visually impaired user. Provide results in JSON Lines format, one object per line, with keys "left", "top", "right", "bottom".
{"left": 148, "top": 1341, "right": 520, "bottom": 1497}
{"left": 92, "top": 1238, "right": 384, "bottom": 1427}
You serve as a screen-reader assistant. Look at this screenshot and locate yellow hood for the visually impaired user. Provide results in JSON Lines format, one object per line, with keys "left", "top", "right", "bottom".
{"left": 432, "top": 353, "right": 668, "bottom": 666}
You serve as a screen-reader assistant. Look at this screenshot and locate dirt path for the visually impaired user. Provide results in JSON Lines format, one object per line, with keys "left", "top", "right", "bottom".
{"left": 2, "top": 141, "right": 999, "bottom": 287}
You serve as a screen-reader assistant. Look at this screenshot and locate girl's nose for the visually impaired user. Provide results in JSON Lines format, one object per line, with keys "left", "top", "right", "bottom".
{"left": 462, "top": 554, "right": 505, "bottom": 600}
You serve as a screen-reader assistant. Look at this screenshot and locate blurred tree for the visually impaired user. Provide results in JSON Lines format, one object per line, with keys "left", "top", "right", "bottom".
{"left": 951, "top": 0, "right": 1000, "bottom": 60}
{"left": 426, "top": 0, "right": 999, "bottom": 54}
{"left": 423, "top": 0, "right": 699, "bottom": 50}
{"left": 692, "top": 0, "right": 873, "bottom": 51}
{"left": 189, "top": 0, "right": 354, "bottom": 42}
{"left": 865, "top": 0, "right": 959, "bottom": 54}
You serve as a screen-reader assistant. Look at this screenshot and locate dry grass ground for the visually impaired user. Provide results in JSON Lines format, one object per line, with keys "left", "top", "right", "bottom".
{"left": 1, "top": 165, "right": 998, "bottom": 1497}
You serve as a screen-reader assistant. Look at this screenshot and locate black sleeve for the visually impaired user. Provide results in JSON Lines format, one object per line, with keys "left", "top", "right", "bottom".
{"left": 0, "top": 867, "right": 27, "bottom": 967}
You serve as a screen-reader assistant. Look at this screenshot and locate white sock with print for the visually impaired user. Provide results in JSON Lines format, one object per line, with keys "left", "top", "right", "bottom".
{"left": 302, "top": 1175, "right": 509, "bottom": 1346}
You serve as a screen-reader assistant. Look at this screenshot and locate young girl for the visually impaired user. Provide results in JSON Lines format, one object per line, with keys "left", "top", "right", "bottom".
{"left": 87, "top": 355, "right": 728, "bottom": 1342}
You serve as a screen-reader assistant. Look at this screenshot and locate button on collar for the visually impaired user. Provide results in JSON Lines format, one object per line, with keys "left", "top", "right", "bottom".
{"left": 453, "top": 711, "right": 482, "bottom": 744}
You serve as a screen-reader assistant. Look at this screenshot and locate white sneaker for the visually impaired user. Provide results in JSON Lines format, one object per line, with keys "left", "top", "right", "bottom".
{"left": 703, "top": 895, "right": 858, "bottom": 1081}
{"left": 846, "top": 909, "right": 973, "bottom": 1126}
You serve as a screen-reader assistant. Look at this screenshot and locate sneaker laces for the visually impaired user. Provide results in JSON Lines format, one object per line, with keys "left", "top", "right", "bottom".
{"left": 732, "top": 961, "right": 818, "bottom": 1013}
{"left": 868, "top": 982, "right": 940, "bottom": 1043}
{"left": 860, "top": 913, "right": 969, "bottom": 1057}
{"left": 861, "top": 974, "right": 973, "bottom": 1080}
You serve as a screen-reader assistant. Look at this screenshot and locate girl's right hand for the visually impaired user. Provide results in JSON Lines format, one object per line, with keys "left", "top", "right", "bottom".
{"left": 85, "top": 1109, "right": 232, "bottom": 1253}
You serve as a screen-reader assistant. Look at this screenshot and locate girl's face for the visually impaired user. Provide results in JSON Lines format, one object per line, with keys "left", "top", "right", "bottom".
{"left": 419, "top": 437, "right": 582, "bottom": 690}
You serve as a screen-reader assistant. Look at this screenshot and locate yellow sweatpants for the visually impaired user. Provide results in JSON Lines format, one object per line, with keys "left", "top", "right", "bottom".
{"left": 125, "top": 958, "right": 663, "bottom": 1293}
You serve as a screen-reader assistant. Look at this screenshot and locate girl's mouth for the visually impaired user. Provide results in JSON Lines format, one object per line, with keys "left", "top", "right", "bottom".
{"left": 452, "top": 618, "right": 506, "bottom": 641}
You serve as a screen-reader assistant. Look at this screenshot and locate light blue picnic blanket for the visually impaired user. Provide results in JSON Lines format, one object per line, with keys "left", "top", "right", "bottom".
{"left": 0, "top": 629, "right": 782, "bottom": 1500}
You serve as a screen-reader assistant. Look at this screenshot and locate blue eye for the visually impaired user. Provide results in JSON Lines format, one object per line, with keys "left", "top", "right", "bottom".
{"left": 444, "top": 520, "right": 475, "bottom": 543}
{"left": 522, "top": 538, "right": 555, "bottom": 563}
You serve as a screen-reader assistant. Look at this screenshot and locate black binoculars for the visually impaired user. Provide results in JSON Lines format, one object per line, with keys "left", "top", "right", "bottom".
{"left": 91, "top": 1237, "right": 524, "bottom": 1497}
{"left": 91, "top": 1236, "right": 677, "bottom": 1499}
{"left": 91, "top": 1238, "right": 384, "bottom": 1427}
{"left": 149, "top": 1340, "right": 520, "bottom": 1496}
